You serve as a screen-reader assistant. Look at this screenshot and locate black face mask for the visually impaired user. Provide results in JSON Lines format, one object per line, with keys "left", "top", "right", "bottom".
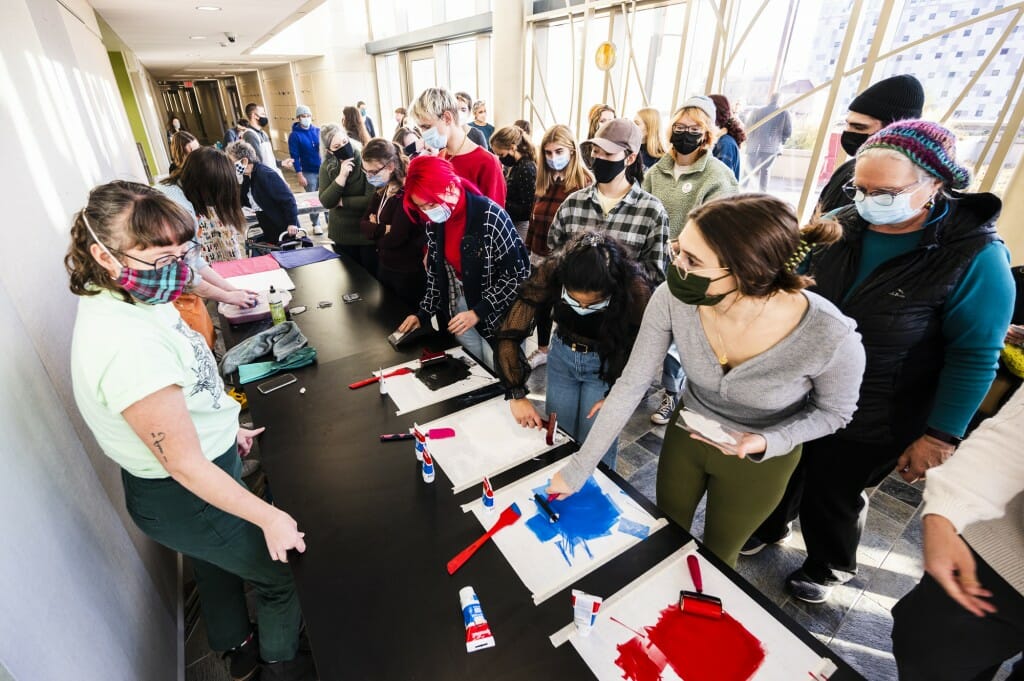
{"left": 590, "top": 157, "right": 626, "bottom": 184}
{"left": 257, "top": 116, "right": 269, "bottom": 128}
{"left": 670, "top": 130, "right": 704, "bottom": 155}
{"left": 403, "top": 141, "right": 419, "bottom": 157}
{"left": 332, "top": 142, "right": 354, "bottom": 161}
{"left": 499, "top": 154, "right": 516, "bottom": 168}
{"left": 840, "top": 130, "right": 870, "bottom": 156}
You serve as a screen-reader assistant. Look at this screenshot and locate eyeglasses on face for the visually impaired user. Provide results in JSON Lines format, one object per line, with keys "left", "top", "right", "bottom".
{"left": 671, "top": 124, "right": 704, "bottom": 135}
{"left": 843, "top": 180, "right": 924, "bottom": 206}
{"left": 113, "top": 242, "right": 197, "bottom": 269}
{"left": 672, "top": 252, "right": 729, "bottom": 280}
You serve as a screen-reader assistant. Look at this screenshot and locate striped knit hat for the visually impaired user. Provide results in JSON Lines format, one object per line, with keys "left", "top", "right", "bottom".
{"left": 857, "top": 120, "right": 971, "bottom": 190}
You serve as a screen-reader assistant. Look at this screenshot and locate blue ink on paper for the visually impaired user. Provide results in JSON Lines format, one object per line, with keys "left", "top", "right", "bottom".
{"left": 616, "top": 517, "right": 650, "bottom": 539}
{"left": 524, "top": 477, "right": 621, "bottom": 566}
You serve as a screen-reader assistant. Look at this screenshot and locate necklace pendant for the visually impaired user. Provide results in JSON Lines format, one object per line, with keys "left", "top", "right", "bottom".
{"left": 717, "top": 354, "right": 729, "bottom": 366}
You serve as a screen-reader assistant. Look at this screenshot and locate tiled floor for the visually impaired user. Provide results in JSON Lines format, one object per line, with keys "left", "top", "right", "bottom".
{"left": 188, "top": 167, "right": 1019, "bottom": 680}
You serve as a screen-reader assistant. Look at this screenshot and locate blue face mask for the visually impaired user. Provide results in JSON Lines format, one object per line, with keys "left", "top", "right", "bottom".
{"left": 547, "top": 153, "right": 570, "bottom": 171}
{"left": 423, "top": 203, "right": 452, "bottom": 223}
{"left": 421, "top": 125, "right": 448, "bottom": 150}
{"left": 561, "top": 287, "right": 611, "bottom": 315}
{"left": 366, "top": 171, "right": 390, "bottom": 188}
{"left": 299, "top": 116, "right": 311, "bottom": 129}
{"left": 854, "top": 183, "right": 929, "bottom": 225}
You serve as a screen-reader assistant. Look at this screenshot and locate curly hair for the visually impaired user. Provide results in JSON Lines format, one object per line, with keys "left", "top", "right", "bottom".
{"left": 66, "top": 181, "right": 195, "bottom": 303}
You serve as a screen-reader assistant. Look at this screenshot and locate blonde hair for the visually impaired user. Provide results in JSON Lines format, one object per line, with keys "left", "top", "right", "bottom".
{"left": 490, "top": 125, "right": 536, "bottom": 160}
{"left": 410, "top": 88, "right": 459, "bottom": 124}
{"left": 669, "top": 106, "right": 715, "bottom": 159}
{"left": 635, "top": 108, "right": 666, "bottom": 158}
{"left": 536, "top": 124, "right": 594, "bottom": 196}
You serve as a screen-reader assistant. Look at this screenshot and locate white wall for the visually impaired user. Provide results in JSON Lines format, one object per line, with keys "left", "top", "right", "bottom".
{"left": 0, "top": 0, "right": 177, "bottom": 678}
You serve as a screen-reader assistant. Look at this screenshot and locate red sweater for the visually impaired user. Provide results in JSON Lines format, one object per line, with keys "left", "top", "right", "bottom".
{"left": 442, "top": 194, "right": 468, "bottom": 278}
{"left": 447, "top": 146, "right": 507, "bottom": 208}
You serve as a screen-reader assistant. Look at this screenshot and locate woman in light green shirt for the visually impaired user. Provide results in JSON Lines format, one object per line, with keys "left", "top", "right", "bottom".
{"left": 67, "top": 181, "right": 315, "bottom": 681}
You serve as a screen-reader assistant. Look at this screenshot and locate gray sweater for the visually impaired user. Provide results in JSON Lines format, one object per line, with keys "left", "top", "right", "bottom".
{"left": 560, "top": 284, "right": 866, "bottom": 491}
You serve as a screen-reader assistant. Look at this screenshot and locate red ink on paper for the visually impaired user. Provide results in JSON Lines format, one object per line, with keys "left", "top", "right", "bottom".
{"left": 614, "top": 604, "right": 765, "bottom": 681}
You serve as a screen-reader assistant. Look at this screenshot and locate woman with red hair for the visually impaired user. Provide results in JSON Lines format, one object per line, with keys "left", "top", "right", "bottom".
{"left": 395, "top": 155, "right": 530, "bottom": 370}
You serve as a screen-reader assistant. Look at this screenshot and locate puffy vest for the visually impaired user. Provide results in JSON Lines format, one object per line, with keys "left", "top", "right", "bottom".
{"left": 808, "top": 193, "right": 1001, "bottom": 447}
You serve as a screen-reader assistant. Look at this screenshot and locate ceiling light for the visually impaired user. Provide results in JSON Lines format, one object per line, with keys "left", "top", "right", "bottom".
{"left": 195, "top": 5, "right": 221, "bottom": 11}
{"left": 190, "top": 35, "right": 206, "bottom": 40}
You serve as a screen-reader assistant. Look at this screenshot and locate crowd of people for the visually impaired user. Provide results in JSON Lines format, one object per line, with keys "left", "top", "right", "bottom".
{"left": 75, "top": 74, "right": 1023, "bottom": 681}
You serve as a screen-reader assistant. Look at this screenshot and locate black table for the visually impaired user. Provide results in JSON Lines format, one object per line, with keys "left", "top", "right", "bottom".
{"left": 222, "top": 256, "right": 864, "bottom": 681}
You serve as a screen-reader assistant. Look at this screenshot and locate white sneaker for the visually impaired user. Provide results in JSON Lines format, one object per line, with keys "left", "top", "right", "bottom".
{"left": 527, "top": 348, "right": 548, "bottom": 368}
{"left": 312, "top": 225, "right": 324, "bottom": 236}
{"left": 650, "top": 394, "right": 677, "bottom": 425}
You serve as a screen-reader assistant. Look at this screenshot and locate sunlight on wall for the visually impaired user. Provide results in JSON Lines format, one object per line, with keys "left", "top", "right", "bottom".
{"left": 252, "top": 4, "right": 331, "bottom": 57}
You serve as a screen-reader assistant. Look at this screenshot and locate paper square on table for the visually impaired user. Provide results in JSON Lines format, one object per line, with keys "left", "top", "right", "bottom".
{"left": 552, "top": 545, "right": 828, "bottom": 681}
{"left": 418, "top": 397, "right": 571, "bottom": 493}
{"left": 225, "top": 268, "right": 296, "bottom": 292}
{"left": 377, "top": 347, "right": 498, "bottom": 416}
{"left": 461, "top": 460, "right": 668, "bottom": 604}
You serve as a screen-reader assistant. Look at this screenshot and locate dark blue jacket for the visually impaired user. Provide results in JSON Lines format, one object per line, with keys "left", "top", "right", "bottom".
{"left": 240, "top": 162, "right": 298, "bottom": 243}
{"left": 713, "top": 134, "right": 741, "bottom": 180}
{"left": 288, "top": 122, "right": 322, "bottom": 175}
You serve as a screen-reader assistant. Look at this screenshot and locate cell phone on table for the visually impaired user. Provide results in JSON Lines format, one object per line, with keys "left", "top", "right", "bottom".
{"left": 257, "top": 373, "right": 297, "bottom": 394}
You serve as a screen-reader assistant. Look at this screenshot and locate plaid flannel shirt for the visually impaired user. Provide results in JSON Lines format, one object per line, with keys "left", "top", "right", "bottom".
{"left": 546, "top": 182, "right": 669, "bottom": 284}
{"left": 417, "top": 192, "right": 531, "bottom": 339}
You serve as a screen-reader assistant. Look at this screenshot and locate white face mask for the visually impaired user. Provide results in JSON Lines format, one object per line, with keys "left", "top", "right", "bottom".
{"left": 853, "top": 182, "right": 930, "bottom": 225}
{"left": 421, "top": 125, "right": 448, "bottom": 150}
{"left": 547, "top": 153, "right": 570, "bottom": 171}
{"left": 299, "top": 116, "right": 312, "bottom": 129}
{"left": 423, "top": 204, "right": 452, "bottom": 223}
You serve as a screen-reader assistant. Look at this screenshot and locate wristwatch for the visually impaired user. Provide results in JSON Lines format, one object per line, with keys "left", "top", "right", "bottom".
{"left": 924, "top": 426, "right": 962, "bottom": 447}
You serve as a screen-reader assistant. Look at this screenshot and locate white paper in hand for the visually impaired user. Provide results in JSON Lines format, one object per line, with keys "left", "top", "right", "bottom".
{"left": 679, "top": 409, "right": 737, "bottom": 445}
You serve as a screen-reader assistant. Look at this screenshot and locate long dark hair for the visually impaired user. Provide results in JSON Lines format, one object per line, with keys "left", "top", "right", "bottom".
{"left": 343, "top": 106, "right": 370, "bottom": 144}
{"left": 709, "top": 94, "right": 747, "bottom": 145}
{"left": 177, "top": 147, "right": 247, "bottom": 234}
{"left": 555, "top": 231, "right": 643, "bottom": 383}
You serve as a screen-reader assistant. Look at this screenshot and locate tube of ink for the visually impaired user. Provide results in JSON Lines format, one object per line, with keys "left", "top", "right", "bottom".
{"left": 413, "top": 424, "right": 426, "bottom": 462}
{"left": 460, "top": 587, "right": 495, "bottom": 652}
{"left": 481, "top": 476, "right": 494, "bottom": 512}
{"left": 572, "top": 589, "right": 603, "bottom": 637}
{"left": 421, "top": 448, "right": 435, "bottom": 483}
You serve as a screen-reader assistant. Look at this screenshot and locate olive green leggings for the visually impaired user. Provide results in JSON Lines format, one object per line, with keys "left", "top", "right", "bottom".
{"left": 656, "top": 416, "right": 802, "bottom": 568}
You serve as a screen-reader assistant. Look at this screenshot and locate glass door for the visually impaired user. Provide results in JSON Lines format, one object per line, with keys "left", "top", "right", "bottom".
{"left": 404, "top": 47, "right": 437, "bottom": 103}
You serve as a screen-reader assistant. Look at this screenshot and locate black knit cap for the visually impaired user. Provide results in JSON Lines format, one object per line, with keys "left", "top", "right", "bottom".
{"left": 848, "top": 74, "right": 925, "bottom": 124}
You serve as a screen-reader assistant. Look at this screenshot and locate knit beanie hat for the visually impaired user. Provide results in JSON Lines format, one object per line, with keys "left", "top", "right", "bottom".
{"left": 295, "top": 105, "right": 312, "bottom": 117}
{"left": 858, "top": 120, "right": 971, "bottom": 190}
{"left": 849, "top": 74, "right": 925, "bottom": 124}
{"left": 680, "top": 95, "right": 717, "bottom": 124}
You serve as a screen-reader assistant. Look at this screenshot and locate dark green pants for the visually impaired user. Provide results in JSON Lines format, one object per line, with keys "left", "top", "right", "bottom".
{"left": 122, "top": 446, "right": 301, "bottom": 661}
{"left": 657, "top": 413, "right": 802, "bottom": 568}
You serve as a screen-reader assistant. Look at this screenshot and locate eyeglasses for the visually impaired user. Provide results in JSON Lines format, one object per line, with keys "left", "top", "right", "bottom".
{"left": 363, "top": 165, "right": 389, "bottom": 180}
{"left": 672, "top": 252, "right": 729, "bottom": 280}
{"left": 561, "top": 287, "right": 611, "bottom": 311}
{"left": 671, "top": 124, "right": 704, "bottom": 135}
{"left": 842, "top": 180, "right": 924, "bottom": 206}
{"left": 113, "top": 242, "right": 198, "bottom": 270}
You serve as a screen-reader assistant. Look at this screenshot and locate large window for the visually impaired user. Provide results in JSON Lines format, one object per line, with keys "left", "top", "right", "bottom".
{"left": 527, "top": 0, "right": 1024, "bottom": 217}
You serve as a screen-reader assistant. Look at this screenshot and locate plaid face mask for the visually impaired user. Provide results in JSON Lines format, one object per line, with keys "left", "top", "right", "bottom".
{"left": 116, "top": 260, "right": 192, "bottom": 304}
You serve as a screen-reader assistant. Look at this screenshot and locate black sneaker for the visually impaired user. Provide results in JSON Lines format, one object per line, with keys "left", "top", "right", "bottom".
{"left": 739, "top": 524, "right": 793, "bottom": 556}
{"left": 261, "top": 650, "right": 318, "bottom": 681}
{"left": 785, "top": 568, "right": 834, "bottom": 604}
{"left": 222, "top": 631, "right": 260, "bottom": 681}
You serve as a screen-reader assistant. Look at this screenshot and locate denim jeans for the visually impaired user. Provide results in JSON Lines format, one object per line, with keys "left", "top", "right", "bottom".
{"left": 547, "top": 335, "right": 618, "bottom": 469}
{"left": 661, "top": 342, "right": 684, "bottom": 394}
{"left": 300, "top": 171, "right": 321, "bottom": 226}
{"left": 454, "top": 294, "right": 495, "bottom": 371}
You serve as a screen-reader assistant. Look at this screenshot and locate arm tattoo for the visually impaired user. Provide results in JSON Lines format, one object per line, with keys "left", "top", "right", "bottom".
{"left": 151, "top": 432, "right": 166, "bottom": 455}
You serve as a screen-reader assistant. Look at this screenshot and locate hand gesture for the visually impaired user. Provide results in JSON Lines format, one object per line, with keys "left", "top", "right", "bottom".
{"left": 447, "top": 310, "right": 479, "bottom": 336}
{"left": 281, "top": 158, "right": 295, "bottom": 171}
{"left": 261, "top": 509, "right": 307, "bottom": 562}
{"left": 226, "top": 289, "right": 260, "bottom": 309}
{"left": 895, "top": 434, "right": 955, "bottom": 483}
{"left": 587, "top": 399, "right": 605, "bottom": 419}
{"left": 688, "top": 431, "right": 767, "bottom": 459}
{"left": 922, "top": 514, "right": 996, "bottom": 617}
{"left": 397, "top": 315, "right": 421, "bottom": 333}
{"left": 297, "top": 173, "right": 308, "bottom": 188}
{"left": 545, "top": 471, "right": 574, "bottom": 500}
{"left": 510, "top": 398, "right": 543, "bottom": 428}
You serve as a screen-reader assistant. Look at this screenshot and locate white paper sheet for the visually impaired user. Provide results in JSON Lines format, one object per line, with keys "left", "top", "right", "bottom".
{"left": 225, "top": 268, "right": 296, "bottom": 292}
{"left": 417, "top": 397, "right": 571, "bottom": 493}
{"left": 460, "top": 460, "right": 668, "bottom": 604}
{"left": 552, "top": 545, "right": 830, "bottom": 681}
{"left": 376, "top": 347, "right": 498, "bottom": 416}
